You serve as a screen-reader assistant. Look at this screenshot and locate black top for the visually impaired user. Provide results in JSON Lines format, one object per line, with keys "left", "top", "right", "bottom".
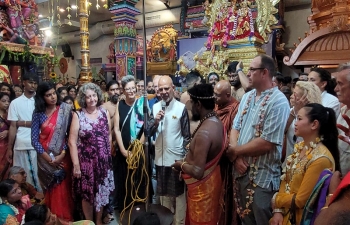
{"left": 118, "top": 100, "right": 132, "bottom": 149}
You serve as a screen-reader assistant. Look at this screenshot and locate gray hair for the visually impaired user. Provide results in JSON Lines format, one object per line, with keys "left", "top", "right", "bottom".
{"left": 77, "top": 83, "right": 103, "bottom": 108}
{"left": 8, "top": 166, "right": 23, "bottom": 177}
{"left": 121, "top": 75, "right": 135, "bottom": 89}
{"left": 338, "top": 62, "right": 350, "bottom": 82}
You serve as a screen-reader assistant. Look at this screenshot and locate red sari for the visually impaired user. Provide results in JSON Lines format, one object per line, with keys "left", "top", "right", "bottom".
{"left": 38, "top": 105, "right": 73, "bottom": 223}
{"left": 0, "top": 114, "right": 10, "bottom": 181}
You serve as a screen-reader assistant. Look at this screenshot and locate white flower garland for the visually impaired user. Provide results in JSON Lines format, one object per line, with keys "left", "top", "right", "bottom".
{"left": 0, "top": 197, "right": 19, "bottom": 215}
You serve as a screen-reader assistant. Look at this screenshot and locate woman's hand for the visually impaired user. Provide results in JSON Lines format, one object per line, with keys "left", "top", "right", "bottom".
{"left": 34, "top": 192, "right": 44, "bottom": 200}
{"left": 121, "top": 149, "right": 132, "bottom": 158}
{"left": 269, "top": 213, "right": 283, "bottom": 225}
{"left": 294, "top": 92, "right": 309, "bottom": 113}
{"left": 56, "top": 151, "right": 66, "bottom": 163}
{"left": 0, "top": 130, "right": 8, "bottom": 140}
{"left": 73, "top": 164, "right": 81, "bottom": 178}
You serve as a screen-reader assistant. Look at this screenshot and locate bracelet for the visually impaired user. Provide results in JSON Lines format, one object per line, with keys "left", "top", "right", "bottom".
{"left": 273, "top": 208, "right": 283, "bottom": 213}
{"left": 236, "top": 68, "right": 243, "bottom": 73}
{"left": 180, "top": 161, "right": 188, "bottom": 172}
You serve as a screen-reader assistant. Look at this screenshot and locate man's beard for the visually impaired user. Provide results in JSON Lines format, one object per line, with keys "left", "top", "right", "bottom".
{"left": 230, "top": 79, "right": 241, "bottom": 88}
{"left": 192, "top": 113, "right": 200, "bottom": 121}
{"left": 147, "top": 89, "right": 155, "bottom": 94}
{"left": 110, "top": 94, "right": 119, "bottom": 104}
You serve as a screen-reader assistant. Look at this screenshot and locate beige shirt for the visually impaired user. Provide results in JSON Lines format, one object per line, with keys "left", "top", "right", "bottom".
{"left": 231, "top": 86, "right": 245, "bottom": 102}
{"left": 337, "top": 105, "right": 350, "bottom": 175}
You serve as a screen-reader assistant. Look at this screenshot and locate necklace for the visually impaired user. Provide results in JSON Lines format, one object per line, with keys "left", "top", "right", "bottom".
{"left": 234, "top": 87, "right": 274, "bottom": 218}
{"left": 86, "top": 108, "right": 97, "bottom": 114}
{"left": 281, "top": 137, "right": 322, "bottom": 193}
{"left": 191, "top": 111, "right": 217, "bottom": 137}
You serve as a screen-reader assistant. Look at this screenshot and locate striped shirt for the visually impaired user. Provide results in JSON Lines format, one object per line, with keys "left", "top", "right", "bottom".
{"left": 233, "top": 87, "right": 290, "bottom": 190}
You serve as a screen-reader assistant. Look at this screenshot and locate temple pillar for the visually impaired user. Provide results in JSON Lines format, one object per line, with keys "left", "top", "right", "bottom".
{"left": 109, "top": 0, "right": 140, "bottom": 79}
{"left": 78, "top": 0, "right": 92, "bottom": 84}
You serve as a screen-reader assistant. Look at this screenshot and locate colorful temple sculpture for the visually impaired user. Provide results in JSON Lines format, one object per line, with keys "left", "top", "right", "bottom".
{"left": 146, "top": 24, "right": 178, "bottom": 76}
{"left": 185, "top": 4, "right": 207, "bottom": 32}
{"left": 109, "top": 0, "right": 140, "bottom": 79}
{"left": 178, "top": 0, "right": 281, "bottom": 77}
{"left": 284, "top": 0, "right": 350, "bottom": 70}
{"left": 0, "top": 1, "right": 54, "bottom": 83}
{"left": 136, "top": 34, "right": 144, "bottom": 78}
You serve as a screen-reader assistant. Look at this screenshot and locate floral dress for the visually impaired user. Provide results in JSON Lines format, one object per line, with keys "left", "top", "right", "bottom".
{"left": 73, "top": 107, "right": 114, "bottom": 211}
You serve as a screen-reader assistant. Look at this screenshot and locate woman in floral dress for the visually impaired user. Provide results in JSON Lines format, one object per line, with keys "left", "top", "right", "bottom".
{"left": 270, "top": 103, "right": 340, "bottom": 225}
{"left": 69, "top": 83, "right": 114, "bottom": 225}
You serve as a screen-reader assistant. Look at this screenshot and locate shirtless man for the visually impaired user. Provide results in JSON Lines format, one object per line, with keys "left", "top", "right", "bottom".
{"left": 172, "top": 83, "right": 225, "bottom": 225}
{"left": 102, "top": 80, "right": 120, "bottom": 210}
{"left": 102, "top": 80, "right": 120, "bottom": 120}
{"left": 180, "top": 71, "right": 202, "bottom": 134}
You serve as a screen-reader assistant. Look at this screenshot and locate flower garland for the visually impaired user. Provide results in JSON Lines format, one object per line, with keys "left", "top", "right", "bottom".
{"left": 230, "top": 8, "right": 238, "bottom": 40}
{"left": 281, "top": 137, "right": 322, "bottom": 193}
{"left": 248, "top": 8, "right": 254, "bottom": 37}
{"left": 0, "top": 198, "right": 19, "bottom": 215}
{"left": 234, "top": 88, "right": 274, "bottom": 218}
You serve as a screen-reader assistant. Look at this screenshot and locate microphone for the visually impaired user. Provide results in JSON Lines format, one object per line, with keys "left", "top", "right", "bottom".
{"left": 161, "top": 101, "right": 166, "bottom": 122}
{"left": 161, "top": 101, "right": 166, "bottom": 111}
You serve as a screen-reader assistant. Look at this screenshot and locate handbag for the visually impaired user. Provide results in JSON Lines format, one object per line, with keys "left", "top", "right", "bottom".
{"left": 290, "top": 194, "right": 297, "bottom": 225}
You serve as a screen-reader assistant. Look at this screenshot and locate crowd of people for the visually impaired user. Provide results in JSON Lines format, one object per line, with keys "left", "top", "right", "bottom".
{"left": 0, "top": 53, "right": 350, "bottom": 225}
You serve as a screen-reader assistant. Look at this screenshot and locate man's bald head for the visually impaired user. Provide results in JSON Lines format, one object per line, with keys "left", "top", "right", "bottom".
{"left": 215, "top": 80, "right": 231, "bottom": 94}
{"left": 158, "top": 76, "right": 174, "bottom": 103}
{"left": 158, "top": 76, "right": 173, "bottom": 86}
{"left": 214, "top": 80, "right": 232, "bottom": 106}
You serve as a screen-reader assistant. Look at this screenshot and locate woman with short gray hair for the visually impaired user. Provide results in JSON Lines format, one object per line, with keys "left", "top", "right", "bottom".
{"left": 114, "top": 75, "right": 148, "bottom": 212}
{"left": 68, "top": 82, "right": 114, "bottom": 224}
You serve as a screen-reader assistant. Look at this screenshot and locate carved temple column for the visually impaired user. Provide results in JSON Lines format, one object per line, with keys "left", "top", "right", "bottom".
{"left": 109, "top": 0, "right": 140, "bottom": 79}
{"left": 78, "top": 0, "right": 92, "bottom": 84}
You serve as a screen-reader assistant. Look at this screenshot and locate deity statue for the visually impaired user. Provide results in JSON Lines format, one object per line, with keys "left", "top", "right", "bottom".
{"left": 5, "top": 0, "right": 22, "bottom": 30}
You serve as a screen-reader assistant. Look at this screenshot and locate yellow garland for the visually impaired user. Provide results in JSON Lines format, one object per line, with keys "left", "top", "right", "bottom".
{"left": 120, "top": 139, "right": 149, "bottom": 225}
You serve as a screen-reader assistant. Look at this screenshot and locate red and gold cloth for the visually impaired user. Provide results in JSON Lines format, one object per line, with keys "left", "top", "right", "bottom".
{"left": 182, "top": 132, "right": 227, "bottom": 225}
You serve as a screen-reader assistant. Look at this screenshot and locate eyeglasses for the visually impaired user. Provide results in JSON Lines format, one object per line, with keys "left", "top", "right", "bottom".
{"left": 124, "top": 87, "right": 136, "bottom": 92}
{"left": 248, "top": 67, "right": 265, "bottom": 73}
{"left": 17, "top": 171, "right": 26, "bottom": 175}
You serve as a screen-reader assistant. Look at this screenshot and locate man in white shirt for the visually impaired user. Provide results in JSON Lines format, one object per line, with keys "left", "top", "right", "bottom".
{"left": 150, "top": 76, "right": 191, "bottom": 225}
{"left": 6, "top": 73, "right": 41, "bottom": 191}
{"left": 335, "top": 63, "right": 350, "bottom": 175}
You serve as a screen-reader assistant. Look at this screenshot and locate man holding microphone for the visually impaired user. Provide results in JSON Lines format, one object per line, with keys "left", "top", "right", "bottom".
{"left": 149, "top": 76, "right": 191, "bottom": 225}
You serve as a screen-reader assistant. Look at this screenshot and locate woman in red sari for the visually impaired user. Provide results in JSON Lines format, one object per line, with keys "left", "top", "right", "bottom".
{"left": 0, "top": 92, "right": 10, "bottom": 181}
{"left": 31, "top": 81, "right": 74, "bottom": 224}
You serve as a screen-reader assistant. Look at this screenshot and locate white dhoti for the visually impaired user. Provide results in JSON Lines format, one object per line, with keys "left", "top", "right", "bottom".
{"left": 13, "top": 149, "right": 42, "bottom": 192}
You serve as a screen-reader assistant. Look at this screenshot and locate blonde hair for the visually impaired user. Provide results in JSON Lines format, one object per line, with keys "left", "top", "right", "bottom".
{"left": 295, "top": 81, "right": 322, "bottom": 104}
